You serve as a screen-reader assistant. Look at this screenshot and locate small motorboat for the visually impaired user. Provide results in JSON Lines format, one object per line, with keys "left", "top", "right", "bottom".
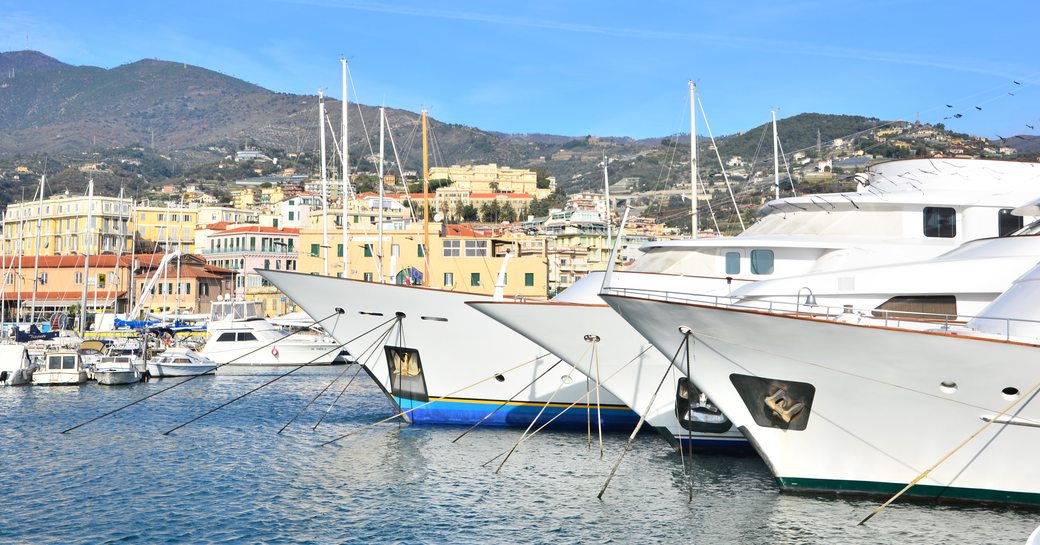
{"left": 147, "top": 348, "right": 217, "bottom": 377}
{"left": 0, "top": 344, "right": 39, "bottom": 386}
{"left": 32, "top": 350, "right": 88, "bottom": 385}
{"left": 94, "top": 355, "right": 143, "bottom": 385}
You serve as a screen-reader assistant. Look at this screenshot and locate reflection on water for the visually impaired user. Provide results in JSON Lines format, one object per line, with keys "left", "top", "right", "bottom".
{"left": 0, "top": 367, "right": 1034, "bottom": 544}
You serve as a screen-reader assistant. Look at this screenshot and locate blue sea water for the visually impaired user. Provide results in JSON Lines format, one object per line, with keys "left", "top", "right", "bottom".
{"left": 1, "top": 366, "right": 1036, "bottom": 544}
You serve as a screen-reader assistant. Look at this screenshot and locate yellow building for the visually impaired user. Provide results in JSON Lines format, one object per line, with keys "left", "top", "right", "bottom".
{"left": 134, "top": 204, "right": 200, "bottom": 253}
{"left": 2, "top": 193, "right": 134, "bottom": 257}
{"left": 297, "top": 221, "right": 548, "bottom": 299}
{"left": 428, "top": 163, "right": 554, "bottom": 198}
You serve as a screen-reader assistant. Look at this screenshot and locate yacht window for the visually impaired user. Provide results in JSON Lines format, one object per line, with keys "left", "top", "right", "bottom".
{"left": 216, "top": 332, "right": 236, "bottom": 342}
{"left": 173, "top": 358, "right": 192, "bottom": 363}
{"left": 998, "top": 208, "right": 1024, "bottom": 237}
{"left": 62, "top": 355, "right": 76, "bottom": 369}
{"left": 872, "top": 295, "right": 957, "bottom": 320}
{"left": 750, "top": 250, "right": 774, "bottom": 275}
{"left": 923, "top": 207, "right": 956, "bottom": 238}
{"left": 48, "top": 356, "right": 62, "bottom": 370}
{"left": 724, "top": 252, "right": 740, "bottom": 275}
{"left": 237, "top": 332, "right": 258, "bottom": 341}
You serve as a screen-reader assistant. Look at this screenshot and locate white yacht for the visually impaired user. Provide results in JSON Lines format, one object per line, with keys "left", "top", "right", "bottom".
{"left": 94, "top": 356, "right": 143, "bottom": 385}
{"left": 0, "top": 344, "right": 38, "bottom": 386}
{"left": 469, "top": 158, "right": 1040, "bottom": 447}
{"left": 32, "top": 351, "right": 88, "bottom": 386}
{"left": 147, "top": 348, "right": 217, "bottom": 377}
{"left": 198, "top": 300, "right": 343, "bottom": 367}
{"left": 602, "top": 261, "right": 1040, "bottom": 506}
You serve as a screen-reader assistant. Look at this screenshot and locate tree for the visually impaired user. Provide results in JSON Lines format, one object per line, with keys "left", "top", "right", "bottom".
{"left": 459, "top": 204, "right": 479, "bottom": 221}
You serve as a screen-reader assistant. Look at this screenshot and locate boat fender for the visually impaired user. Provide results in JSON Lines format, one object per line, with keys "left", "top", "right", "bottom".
{"left": 272, "top": 346, "right": 279, "bottom": 358}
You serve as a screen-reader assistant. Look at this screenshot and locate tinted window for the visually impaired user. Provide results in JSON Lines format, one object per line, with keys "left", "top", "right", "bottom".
{"left": 62, "top": 355, "right": 76, "bottom": 369}
{"left": 750, "top": 250, "right": 774, "bottom": 275}
{"left": 216, "top": 332, "right": 236, "bottom": 342}
{"left": 238, "top": 332, "right": 258, "bottom": 342}
{"left": 998, "top": 208, "right": 1024, "bottom": 237}
{"left": 923, "top": 207, "right": 956, "bottom": 238}
{"left": 725, "top": 251, "right": 740, "bottom": 275}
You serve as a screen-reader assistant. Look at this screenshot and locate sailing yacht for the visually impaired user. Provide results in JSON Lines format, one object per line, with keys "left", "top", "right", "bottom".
{"left": 470, "top": 158, "right": 1040, "bottom": 447}
{"left": 601, "top": 261, "right": 1040, "bottom": 505}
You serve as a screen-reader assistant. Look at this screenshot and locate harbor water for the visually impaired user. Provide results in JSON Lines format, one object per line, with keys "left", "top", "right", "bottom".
{"left": 1, "top": 366, "right": 1035, "bottom": 544}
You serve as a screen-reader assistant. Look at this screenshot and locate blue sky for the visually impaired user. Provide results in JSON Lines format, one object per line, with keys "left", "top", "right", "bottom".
{"left": 2, "top": 0, "right": 1038, "bottom": 140}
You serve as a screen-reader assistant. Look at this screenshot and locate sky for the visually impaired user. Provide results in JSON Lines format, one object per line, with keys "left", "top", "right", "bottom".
{"left": 2, "top": 0, "right": 1039, "bottom": 140}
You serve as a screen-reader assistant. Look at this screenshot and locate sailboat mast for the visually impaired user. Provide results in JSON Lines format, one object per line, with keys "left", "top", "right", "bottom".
{"left": 29, "top": 175, "right": 45, "bottom": 323}
{"left": 422, "top": 109, "right": 430, "bottom": 285}
{"left": 377, "top": 107, "right": 385, "bottom": 283}
{"left": 79, "top": 179, "right": 94, "bottom": 334}
{"left": 602, "top": 155, "right": 611, "bottom": 248}
{"left": 772, "top": 110, "right": 780, "bottom": 200}
{"left": 341, "top": 58, "right": 350, "bottom": 279}
{"left": 689, "top": 81, "right": 698, "bottom": 238}
{"left": 319, "top": 89, "right": 329, "bottom": 276}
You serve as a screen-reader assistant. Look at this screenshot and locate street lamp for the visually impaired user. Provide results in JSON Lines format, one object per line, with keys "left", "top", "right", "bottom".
{"left": 796, "top": 287, "right": 817, "bottom": 315}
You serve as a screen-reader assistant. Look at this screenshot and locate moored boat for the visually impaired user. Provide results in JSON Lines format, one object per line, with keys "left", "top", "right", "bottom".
{"left": 147, "top": 348, "right": 217, "bottom": 377}
{"left": 32, "top": 350, "right": 88, "bottom": 386}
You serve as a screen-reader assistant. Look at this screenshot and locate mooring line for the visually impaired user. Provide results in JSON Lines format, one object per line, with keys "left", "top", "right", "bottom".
{"left": 684, "top": 333, "right": 695, "bottom": 502}
{"left": 858, "top": 378, "right": 1040, "bottom": 525}
{"left": 162, "top": 334, "right": 359, "bottom": 435}
{"left": 277, "top": 319, "right": 398, "bottom": 434}
{"left": 593, "top": 341, "right": 604, "bottom": 460}
{"left": 310, "top": 325, "right": 396, "bottom": 432}
{"left": 597, "top": 353, "right": 677, "bottom": 499}
{"left": 451, "top": 357, "right": 566, "bottom": 444}
{"left": 494, "top": 370, "right": 575, "bottom": 474}
{"left": 61, "top": 309, "right": 347, "bottom": 434}
{"left": 480, "top": 346, "right": 653, "bottom": 469}
{"left": 318, "top": 352, "right": 552, "bottom": 446}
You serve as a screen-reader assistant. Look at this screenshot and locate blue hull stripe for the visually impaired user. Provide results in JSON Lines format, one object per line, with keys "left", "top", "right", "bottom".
{"left": 393, "top": 396, "right": 640, "bottom": 431}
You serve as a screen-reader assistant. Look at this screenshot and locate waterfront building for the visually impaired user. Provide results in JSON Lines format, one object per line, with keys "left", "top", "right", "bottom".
{"left": 2, "top": 192, "right": 134, "bottom": 257}
{"left": 427, "top": 163, "right": 554, "bottom": 198}
{"left": 134, "top": 203, "right": 199, "bottom": 254}
{"left": 198, "top": 225, "right": 299, "bottom": 316}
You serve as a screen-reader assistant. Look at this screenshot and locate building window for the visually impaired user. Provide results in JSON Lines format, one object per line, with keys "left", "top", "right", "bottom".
{"left": 337, "top": 244, "right": 343, "bottom": 258}
{"left": 288, "top": 211, "right": 295, "bottom": 221}
{"left": 264, "top": 259, "right": 270, "bottom": 270}
{"left": 470, "top": 272, "right": 480, "bottom": 286}
{"left": 75, "top": 272, "right": 83, "bottom": 284}
{"left": 725, "top": 251, "right": 740, "bottom": 275}
{"left": 443, "top": 272, "right": 454, "bottom": 287}
{"left": 250, "top": 238, "right": 256, "bottom": 251}
{"left": 391, "top": 244, "right": 400, "bottom": 257}
{"left": 364, "top": 244, "right": 373, "bottom": 257}
{"left": 363, "top": 272, "right": 374, "bottom": 282}
{"left": 443, "top": 240, "right": 460, "bottom": 257}
{"left": 750, "top": 249, "right": 774, "bottom": 275}
{"left": 311, "top": 243, "right": 320, "bottom": 257}
{"left": 418, "top": 244, "right": 425, "bottom": 257}
{"left": 923, "top": 207, "right": 956, "bottom": 238}
{"left": 464, "top": 240, "right": 487, "bottom": 257}
{"left": 524, "top": 272, "right": 534, "bottom": 287}
{"left": 998, "top": 208, "right": 1024, "bottom": 236}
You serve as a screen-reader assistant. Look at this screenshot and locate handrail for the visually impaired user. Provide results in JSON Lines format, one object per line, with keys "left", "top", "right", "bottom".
{"left": 600, "top": 286, "right": 1039, "bottom": 342}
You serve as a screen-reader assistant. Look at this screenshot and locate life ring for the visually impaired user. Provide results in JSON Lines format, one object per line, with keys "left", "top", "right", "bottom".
{"left": 271, "top": 346, "right": 279, "bottom": 358}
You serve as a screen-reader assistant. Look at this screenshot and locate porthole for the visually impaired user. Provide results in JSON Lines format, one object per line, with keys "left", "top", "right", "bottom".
{"left": 494, "top": 374, "right": 505, "bottom": 382}
{"left": 359, "top": 311, "right": 384, "bottom": 317}
{"left": 939, "top": 381, "right": 957, "bottom": 394}
{"left": 421, "top": 316, "right": 448, "bottom": 322}
{"left": 1002, "top": 386, "right": 1020, "bottom": 401}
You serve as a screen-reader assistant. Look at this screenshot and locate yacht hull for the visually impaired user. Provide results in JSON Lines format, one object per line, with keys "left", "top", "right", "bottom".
{"left": 470, "top": 300, "right": 747, "bottom": 449}
{"left": 604, "top": 293, "right": 1040, "bottom": 505}
{"left": 147, "top": 363, "right": 216, "bottom": 377}
{"left": 95, "top": 369, "right": 142, "bottom": 385}
{"left": 260, "top": 270, "right": 639, "bottom": 431}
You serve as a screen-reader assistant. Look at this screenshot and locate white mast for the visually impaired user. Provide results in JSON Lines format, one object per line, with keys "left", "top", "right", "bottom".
{"left": 161, "top": 202, "right": 170, "bottom": 314}
{"left": 78, "top": 179, "right": 94, "bottom": 334}
{"left": 16, "top": 188, "right": 24, "bottom": 324}
{"left": 689, "top": 81, "right": 698, "bottom": 238}
{"left": 772, "top": 110, "right": 780, "bottom": 200}
{"left": 29, "top": 175, "right": 45, "bottom": 323}
{"left": 319, "top": 89, "right": 329, "bottom": 276}
{"left": 377, "top": 106, "right": 385, "bottom": 283}
{"left": 341, "top": 58, "right": 350, "bottom": 279}
{"left": 602, "top": 155, "right": 612, "bottom": 247}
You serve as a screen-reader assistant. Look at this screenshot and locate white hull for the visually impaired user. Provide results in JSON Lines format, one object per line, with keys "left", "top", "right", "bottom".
{"left": 260, "top": 270, "right": 639, "bottom": 429}
{"left": 201, "top": 339, "right": 341, "bottom": 366}
{"left": 95, "top": 369, "right": 142, "bottom": 385}
{"left": 605, "top": 292, "right": 1040, "bottom": 504}
{"left": 147, "top": 362, "right": 216, "bottom": 377}
{"left": 1, "top": 367, "right": 35, "bottom": 386}
{"left": 32, "top": 370, "right": 88, "bottom": 386}
{"left": 470, "top": 299, "right": 746, "bottom": 448}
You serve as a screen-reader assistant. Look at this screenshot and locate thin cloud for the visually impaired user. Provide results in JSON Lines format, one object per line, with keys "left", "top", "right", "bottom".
{"left": 280, "top": 0, "right": 1031, "bottom": 80}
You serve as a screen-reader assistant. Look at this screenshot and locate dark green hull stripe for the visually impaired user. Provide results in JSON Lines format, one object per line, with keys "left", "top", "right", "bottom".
{"left": 776, "top": 476, "right": 1040, "bottom": 506}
